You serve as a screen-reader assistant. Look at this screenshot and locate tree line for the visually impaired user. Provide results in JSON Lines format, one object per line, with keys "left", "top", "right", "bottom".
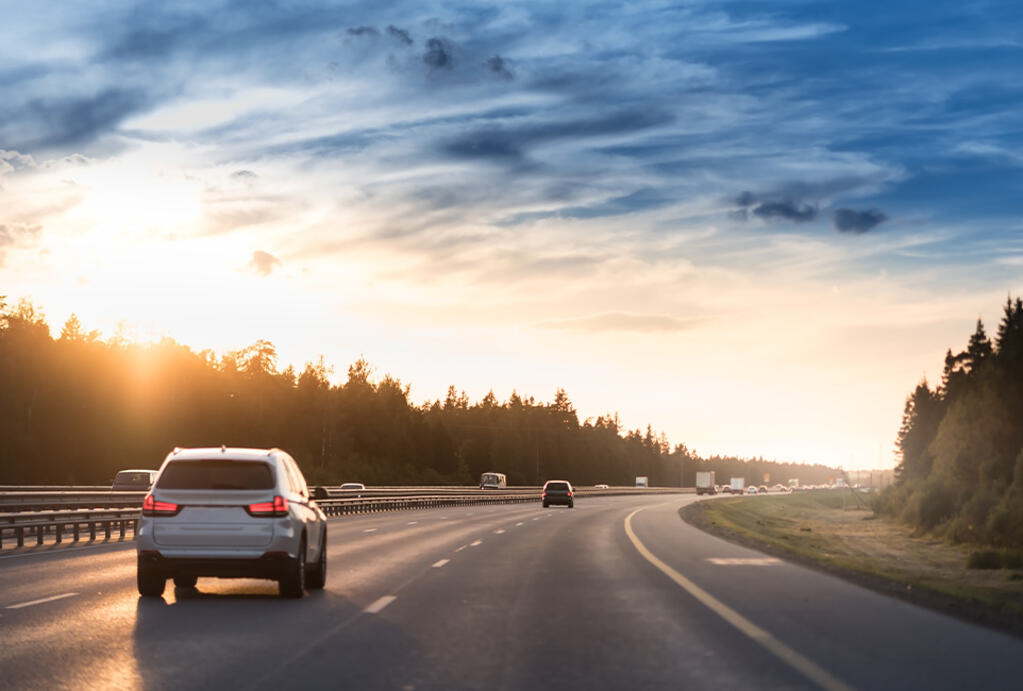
{"left": 0, "top": 297, "right": 839, "bottom": 488}
{"left": 878, "top": 295, "right": 1023, "bottom": 546}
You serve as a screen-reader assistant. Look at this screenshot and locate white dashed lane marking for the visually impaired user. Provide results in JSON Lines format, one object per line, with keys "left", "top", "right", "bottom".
{"left": 432, "top": 559, "right": 450, "bottom": 568}
{"left": 494, "top": 529, "right": 505, "bottom": 534}
{"left": 363, "top": 528, "right": 377, "bottom": 533}
{"left": 470, "top": 539, "right": 483, "bottom": 547}
{"left": 515, "top": 522, "right": 524, "bottom": 526}
{"left": 364, "top": 596, "right": 396, "bottom": 614}
{"left": 407, "top": 521, "right": 418, "bottom": 526}
{"left": 6, "top": 593, "right": 78, "bottom": 610}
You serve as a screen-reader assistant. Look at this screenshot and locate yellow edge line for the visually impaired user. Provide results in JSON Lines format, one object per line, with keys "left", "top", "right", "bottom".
{"left": 624, "top": 507, "right": 855, "bottom": 691}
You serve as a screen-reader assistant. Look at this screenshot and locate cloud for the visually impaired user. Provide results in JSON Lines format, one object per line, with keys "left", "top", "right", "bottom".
{"left": 19, "top": 88, "right": 152, "bottom": 151}
{"left": 0, "top": 222, "right": 42, "bottom": 248}
{"left": 734, "top": 191, "right": 819, "bottom": 223}
{"left": 440, "top": 108, "right": 674, "bottom": 162}
{"left": 248, "top": 250, "right": 282, "bottom": 276}
{"left": 231, "top": 169, "right": 258, "bottom": 179}
{"left": 346, "top": 26, "right": 378, "bottom": 37}
{"left": 486, "top": 55, "right": 513, "bottom": 80}
{"left": 387, "top": 25, "right": 413, "bottom": 46}
{"left": 423, "top": 37, "right": 454, "bottom": 70}
{"left": 752, "top": 199, "right": 818, "bottom": 223}
{"left": 539, "top": 312, "right": 702, "bottom": 334}
{"left": 834, "top": 208, "right": 888, "bottom": 234}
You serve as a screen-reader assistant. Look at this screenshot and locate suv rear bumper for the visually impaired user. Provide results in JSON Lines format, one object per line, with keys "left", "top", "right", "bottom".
{"left": 138, "top": 551, "right": 294, "bottom": 579}
{"left": 542, "top": 495, "right": 573, "bottom": 505}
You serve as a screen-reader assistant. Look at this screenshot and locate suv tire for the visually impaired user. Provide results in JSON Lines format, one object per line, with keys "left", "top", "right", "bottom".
{"left": 173, "top": 575, "right": 198, "bottom": 589}
{"left": 279, "top": 537, "right": 306, "bottom": 599}
{"left": 306, "top": 531, "right": 327, "bottom": 590}
{"left": 138, "top": 558, "right": 166, "bottom": 597}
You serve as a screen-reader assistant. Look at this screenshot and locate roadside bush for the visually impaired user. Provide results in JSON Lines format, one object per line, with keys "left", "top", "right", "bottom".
{"left": 909, "top": 477, "right": 957, "bottom": 531}
{"left": 871, "top": 484, "right": 909, "bottom": 518}
{"left": 967, "top": 549, "right": 1004, "bottom": 570}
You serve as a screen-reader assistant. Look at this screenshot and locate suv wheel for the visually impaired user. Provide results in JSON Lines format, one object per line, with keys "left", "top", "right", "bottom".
{"left": 137, "top": 558, "right": 166, "bottom": 597}
{"left": 173, "top": 575, "right": 198, "bottom": 589}
{"left": 279, "top": 537, "right": 306, "bottom": 599}
{"left": 306, "top": 531, "right": 327, "bottom": 590}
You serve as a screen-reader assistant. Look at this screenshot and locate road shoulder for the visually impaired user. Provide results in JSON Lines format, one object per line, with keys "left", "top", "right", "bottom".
{"left": 680, "top": 499, "right": 1023, "bottom": 639}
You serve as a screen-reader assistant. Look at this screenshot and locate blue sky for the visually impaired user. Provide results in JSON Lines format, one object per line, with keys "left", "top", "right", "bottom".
{"left": 2, "top": 1, "right": 1021, "bottom": 469}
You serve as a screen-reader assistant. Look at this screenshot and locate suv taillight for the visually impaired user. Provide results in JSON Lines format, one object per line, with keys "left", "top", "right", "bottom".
{"left": 142, "top": 494, "right": 180, "bottom": 516}
{"left": 246, "top": 495, "right": 289, "bottom": 517}
{"left": 566, "top": 490, "right": 572, "bottom": 496}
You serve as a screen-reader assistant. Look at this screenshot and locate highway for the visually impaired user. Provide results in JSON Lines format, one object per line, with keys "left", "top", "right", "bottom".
{"left": 1, "top": 493, "right": 1020, "bottom": 690}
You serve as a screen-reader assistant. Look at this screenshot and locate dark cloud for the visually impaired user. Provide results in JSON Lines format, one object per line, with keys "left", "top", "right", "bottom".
{"left": 387, "top": 25, "right": 413, "bottom": 46}
{"left": 423, "top": 38, "right": 454, "bottom": 70}
{"left": 248, "top": 250, "right": 282, "bottom": 276}
{"left": 441, "top": 108, "right": 674, "bottom": 162}
{"left": 735, "top": 190, "right": 757, "bottom": 207}
{"left": 346, "top": 26, "right": 378, "bottom": 37}
{"left": 20, "top": 88, "right": 152, "bottom": 151}
{"left": 752, "top": 199, "right": 818, "bottom": 223}
{"left": 486, "top": 55, "right": 514, "bottom": 80}
{"left": 231, "top": 169, "right": 258, "bottom": 179}
{"left": 540, "top": 312, "right": 702, "bottom": 334}
{"left": 834, "top": 208, "right": 887, "bottom": 234}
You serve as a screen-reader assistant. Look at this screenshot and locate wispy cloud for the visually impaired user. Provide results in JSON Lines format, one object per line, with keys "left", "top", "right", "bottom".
{"left": 540, "top": 312, "right": 703, "bottom": 334}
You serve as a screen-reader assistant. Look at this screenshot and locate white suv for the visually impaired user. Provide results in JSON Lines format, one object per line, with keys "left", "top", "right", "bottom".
{"left": 136, "top": 447, "right": 328, "bottom": 599}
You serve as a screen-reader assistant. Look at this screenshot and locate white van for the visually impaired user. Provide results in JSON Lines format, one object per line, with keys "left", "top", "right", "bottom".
{"left": 479, "top": 472, "right": 507, "bottom": 489}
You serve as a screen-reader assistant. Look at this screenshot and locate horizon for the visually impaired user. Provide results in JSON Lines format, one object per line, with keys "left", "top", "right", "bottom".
{"left": 3, "top": 1, "right": 1021, "bottom": 471}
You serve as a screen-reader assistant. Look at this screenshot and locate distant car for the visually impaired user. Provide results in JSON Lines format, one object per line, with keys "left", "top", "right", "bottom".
{"left": 542, "top": 480, "right": 574, "bottom": 508}
{"left": 745, "top": 486, "right": 758, "bottom": 495}
{"left": 112, "top": 469, "right": 158, "bottom": 490}
{"left": 757, "top": 485, "right": 768, "bottom": 494}
{"left": 136, "top": 447, "right": 328, "bottom": 599}
{"left": 720, "top": 486, "right": 732, "bottom": 494}
{"left": 594, "top": 483, "right": 609, "bottom": 489}
{"left": 339, "top": 482, "right": 365, "bottom": 491}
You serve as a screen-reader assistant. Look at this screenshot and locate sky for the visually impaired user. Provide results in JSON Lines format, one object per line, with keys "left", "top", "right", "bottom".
{"left": 2, "top": 1, "right": 1021, "bottom": 471}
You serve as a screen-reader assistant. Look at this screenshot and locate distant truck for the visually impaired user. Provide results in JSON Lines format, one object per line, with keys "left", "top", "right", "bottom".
{"left": 479, "top": 472, "right": 507, "bottom": 489}
{"left": 635, "top": 476, "right": 649, "bottom": 488}
{"left": 696, "top": 471, "right": 716, "bottom": 495}
{"left": 730, "top": 477, "right": 745, "bottom": 493}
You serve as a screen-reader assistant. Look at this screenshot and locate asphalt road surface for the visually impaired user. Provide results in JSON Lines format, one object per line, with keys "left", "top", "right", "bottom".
{"left": 1, "top": 494, "right": 1020, "bottom": 690}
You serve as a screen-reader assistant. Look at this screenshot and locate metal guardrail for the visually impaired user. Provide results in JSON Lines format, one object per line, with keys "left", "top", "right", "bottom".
{"left": 1, "top": 508, "right": 141, "bottom": 549}
{"left": 0, "top": 486, "right": 690, "bottom": 551}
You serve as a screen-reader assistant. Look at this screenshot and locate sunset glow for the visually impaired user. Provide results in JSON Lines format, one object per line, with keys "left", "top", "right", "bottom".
{"left": 3, "top": 1, "right": 1021, "bottom": 470}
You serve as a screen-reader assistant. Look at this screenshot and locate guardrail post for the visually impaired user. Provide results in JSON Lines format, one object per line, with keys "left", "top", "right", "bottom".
{"left": 36, "top": 524, "right": 43, "bottom": 545}
{"left": 120, "top": 520, "right": 126, "bottom": 538}
{"left": 89, "top": 522, "right": 96, "bottom": 541}
{"left": 105, "top": 521, "right": 111, "bottom": 539}
{"left": 17, "top": 526, "right": 24, "bottom": 547}
{"left": 74, "top": 523, "right": 80, "bottom": 542}
{"left": 56, "top": 523, "right": 63, "bottom": 544}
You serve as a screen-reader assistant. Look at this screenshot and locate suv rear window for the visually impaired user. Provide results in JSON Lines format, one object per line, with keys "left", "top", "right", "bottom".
{"left": 545, "top": 482, "right": 569, "bottom": 491}
{"left": 157, "top": 461, "right": 274, "bottom": 490}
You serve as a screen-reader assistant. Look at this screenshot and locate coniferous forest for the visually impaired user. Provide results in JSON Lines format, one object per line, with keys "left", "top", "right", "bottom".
{"left": 0, "top": 297, "right": 838, "bottom": 488}
{"left": 878, "top": 296, "right": 1023, "bottom": 547}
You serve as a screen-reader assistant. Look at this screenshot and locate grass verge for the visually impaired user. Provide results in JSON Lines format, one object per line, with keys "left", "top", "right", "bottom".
{"left": 681, "top": 490, "right": 1023, "bottom": 638}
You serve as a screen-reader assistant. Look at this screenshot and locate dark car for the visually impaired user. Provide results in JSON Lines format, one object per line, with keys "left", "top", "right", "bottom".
{"left": 112, "top": 469, "right": 158, "bottom": 490}
{"left": 542, "top": 480, "right": 574, "bottom": 508}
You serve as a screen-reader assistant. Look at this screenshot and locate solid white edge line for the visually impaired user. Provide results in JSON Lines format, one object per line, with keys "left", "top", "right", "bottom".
{"left": 432, "top": 559, "right": 450, "bottom": 568}
{"left": 364, "top": 595, "right": 396, "bottom": 614}
{"left": 624, "top": 508, "right": 855, "bottom": 691}
{"left": 6, "top": 592, "right": 79, "bottom": 609}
